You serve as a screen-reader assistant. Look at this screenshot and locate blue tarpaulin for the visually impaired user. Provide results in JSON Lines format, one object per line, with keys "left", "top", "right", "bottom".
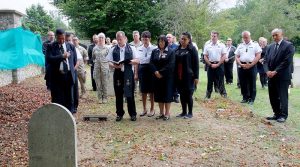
{"left": 0, "top": 27, "right": 45, "bottom": 70}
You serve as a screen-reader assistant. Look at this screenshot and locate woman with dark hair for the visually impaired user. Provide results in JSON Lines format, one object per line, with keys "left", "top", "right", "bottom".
{"left": 175, "top": 32, "right": 199, "bottom": 119}
{"left": 137, "top": 31, "right": 157, "bottom": 117}
{"left": 150, "top": 35, "right": 175, "bottom": 120}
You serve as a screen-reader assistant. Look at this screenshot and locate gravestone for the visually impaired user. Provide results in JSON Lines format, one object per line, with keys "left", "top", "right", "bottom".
{"left": 28, "top": 103, "right": 77, "bottom": 167}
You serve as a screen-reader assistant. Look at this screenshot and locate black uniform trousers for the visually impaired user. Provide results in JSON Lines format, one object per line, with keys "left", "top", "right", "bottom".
{"left": 206, "top": 63, "right": 226, "bottom": 97}
{"left": 238, "top": 64, "right": 257, "bottom": 102}
{"left": 224, "top": 62, "right": 234, "bottom": 84}
{"left": 91, "top": 64, "right": 97, "bottom": 91}
{"left": 268, "top": 78, "right": 289, "bottom": 119}
{"left": 73, "top": 71, "right": 79, "bottom": 113}
{"left": 113, "top": 70, "right": 137, "bottom": 117}
{"left": 51, "top": 71, "right": 75, "bottom": 113}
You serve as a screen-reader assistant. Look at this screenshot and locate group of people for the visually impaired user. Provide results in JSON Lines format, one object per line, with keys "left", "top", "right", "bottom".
{"left": 202, "top": 29, "right": 294, "bottom": 123}
{"left": 43, "top": 27, "right": 294, "bottom": 123}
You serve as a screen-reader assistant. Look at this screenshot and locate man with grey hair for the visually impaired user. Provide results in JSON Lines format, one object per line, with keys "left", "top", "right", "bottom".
{"left": 129, "top": 31, "right": 143, "bottom": 48}
{"left": 235, "top": 31, "right": 261, "bottom": 105}
{"left": 106, "top": 31, "right": 140, "bottom": 122}
{"left": 166, "top": 33, "right": 180, "bottom": 103}
{"left": 43, "top": 31, "right": 55, "bottom": 90}
{"left": 264, "top": 28, "right": 295, "bottom": 123}
{"left": 88, "top": 34, "right": 99, "bottom": 91}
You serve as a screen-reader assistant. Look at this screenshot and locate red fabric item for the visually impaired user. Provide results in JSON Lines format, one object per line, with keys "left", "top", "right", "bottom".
{"left": 178, "top": 63, "right": 183, "bottom": 80}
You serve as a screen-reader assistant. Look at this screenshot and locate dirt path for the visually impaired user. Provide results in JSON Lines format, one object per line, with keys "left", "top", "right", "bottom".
{"left": 77, "top": 89, "right": 300, "bottom": 166}
{"left": 0, "top": 75, "right": 299, "bottom": 166}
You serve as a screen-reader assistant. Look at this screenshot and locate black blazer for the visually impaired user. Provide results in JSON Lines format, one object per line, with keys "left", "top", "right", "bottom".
{"left": 47, "top": 41, "right": 77, "bottom": 85}
{"left": 226, "top": 45, "right": 236, "bottom": 63}
{"left": 264, "top": 40, "right": 295, "bottom": 80}
{"left": 150, "top": 47, "right": 175, "bottom": 78}
{"left": 174, "top": 46, "right": 199, "bottom": 90}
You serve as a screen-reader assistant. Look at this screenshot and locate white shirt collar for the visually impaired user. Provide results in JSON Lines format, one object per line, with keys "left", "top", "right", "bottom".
{"left": 243, "top": 41, "right": 253, "bottom": 45}
{"left": 277, "top": 39, "right": 283, "bottom": 45}
{"left": 142, "top": 43, "right": 152, "bottom": 49}
{"left": 118, "top": 44, "right": 126, "bottom": 49}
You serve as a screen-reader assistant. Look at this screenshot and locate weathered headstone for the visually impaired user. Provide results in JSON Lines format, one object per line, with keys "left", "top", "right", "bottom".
{"left": 28, "top": 103, "right": 77, "bottom": 167}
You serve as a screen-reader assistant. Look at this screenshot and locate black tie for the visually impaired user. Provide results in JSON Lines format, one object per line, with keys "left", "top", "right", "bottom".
{"left": 59, "top": 45, "right": 64, "bottom": 55}
{"left": 274, "top": 43, "right": 279, "bottom": 54}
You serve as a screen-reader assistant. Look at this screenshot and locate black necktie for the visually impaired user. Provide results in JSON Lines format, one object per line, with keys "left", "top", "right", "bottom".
{"left": 59, "top": 45, "right": 64, "bottom": 54}
{"left": 274, "top": 43, "right": 279, "bottom": 54}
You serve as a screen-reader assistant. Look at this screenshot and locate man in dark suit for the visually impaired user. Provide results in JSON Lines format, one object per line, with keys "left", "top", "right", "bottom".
{"left": 43, "top": 31, "right": 55, "bottom": 90}
{"left": 264, "top": 28, "right": 295, "bottom": 123}
{"left": 47, "top": 29, "right": 77, "bottom": 115}
{"left": 88, "top": 34, "right": 99, "bottom": 91}
{"left": 224, "top": 38, "right": 236, "bottom": 84}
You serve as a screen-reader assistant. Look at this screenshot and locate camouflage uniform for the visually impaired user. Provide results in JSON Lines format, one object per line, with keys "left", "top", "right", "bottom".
{"left": 93, "top": 45, "right": 109, "bottom": 103}
{"left": 75, "top": 45, "right": 88, "bottom": 97}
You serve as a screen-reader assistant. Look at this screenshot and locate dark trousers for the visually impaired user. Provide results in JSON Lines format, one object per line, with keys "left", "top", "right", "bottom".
{"left": 238, "top": 65, "right": 257, "bottom": 101}
{"left": 259, "top": 72, "right": 268, "bottom": 87}
{"left": 206, "top": 64, "right": 226, "bottom": 97}
{"left": 91, "top": 64, "right": 97, "bottom": 91}
{"left": 113, "top": 71, "right": 136, "bottom": 117}
{"left": 224, "top": 62, "right": 234, "bottom": 84}
{"left": 179, "top": 89, "right": 194, "bottom": 114}
{"left": 268, "top": 79, "right": 289, "bottom": 119}
{"left": 73, "top": 71, "right": 79, "bottom": 112}
{"left": 51, "top": 72, "right": 75, "bottom": 113}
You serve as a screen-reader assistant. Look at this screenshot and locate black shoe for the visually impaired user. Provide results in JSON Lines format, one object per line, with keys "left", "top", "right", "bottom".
{"left": 156, "top": 114, "right": 164, "bottom": 120}
{"left": 174, "top": 97, "right": 179, "bottom": 103}
{"left": 205, "top": 93, "right": 211, "bottom": 100}
{"left": 163, "top": 115, "right": 170, "bottom": 121}
{"left": 266, "top": 115, "right": 278, "bottom": 120}
{"left": 240, "top": 99, "right": 248, "bottom": 103}
{"left": 248, "top": 101, "right": 254, "bottom": 105}
{"left": 176, "top": 113, "right": 186, "bottom": 118}
{"left": 131, "top": 116, "right": 137, "bottom": 121}
{"left": 116, "top": 116, "right": 123, "bottom": 122}
{"left": 221, "top": 94, "right": 227, "bottom": 98}
{"left": 276, "top": 117, "right": 286, "bottom": 123}
{"left": 184, "top": 113, "right": 193, "bottom": 119}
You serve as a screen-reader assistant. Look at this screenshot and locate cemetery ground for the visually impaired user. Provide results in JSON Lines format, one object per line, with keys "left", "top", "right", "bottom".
{"left": 0, "top": 65, "right": 300, "bottom": 166}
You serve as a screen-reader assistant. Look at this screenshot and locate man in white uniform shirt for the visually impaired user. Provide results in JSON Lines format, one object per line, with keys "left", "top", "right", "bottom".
{"left": 203, "top": 31, "right": 227, "bottom": 99}
{"left": 235, "top": 31, "right": 262, "bottom": 105}
{"left": 136, "top": 31, "right": 157, "bottom": 117}
{"left": 106, "top": 31, "right": 140, "bottom": 122}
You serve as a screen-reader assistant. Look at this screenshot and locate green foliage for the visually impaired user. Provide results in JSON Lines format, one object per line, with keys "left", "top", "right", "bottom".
{"left": 54, "top": 0, "right": 299, "bottom": 48}
{"left": 49, "top": 12, "right": 69, "bottom": 30}
{"left": 230, "top": 0, "right": 300, "bottom": 43}
{"left": 23, "top": 4, "right": 55, "bottom": 36}
{"left": 56, "top": 0, "right": 163, "bottom": 40}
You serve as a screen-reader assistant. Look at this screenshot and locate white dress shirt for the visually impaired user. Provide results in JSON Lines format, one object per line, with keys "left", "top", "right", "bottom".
{"left": 137, "top": 44, "right": 157, "bottom": 64}
{"left": 203, "top": 42, "right": 227, "bottom": 62}
{"left": 235, "top": 41, "right": 262, "bottom": 63}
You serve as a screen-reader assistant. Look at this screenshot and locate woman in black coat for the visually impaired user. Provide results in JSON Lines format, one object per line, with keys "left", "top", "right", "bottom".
{"left": 150, "top": 35, "right": 175, "bottom": 120}
{"left": 174, "top": 32, "right": 199, "bottom": 119}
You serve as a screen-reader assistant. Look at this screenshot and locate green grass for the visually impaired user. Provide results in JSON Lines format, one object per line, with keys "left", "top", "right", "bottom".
{"left": 194, "top": 64, "right": 300, "bottom": 130}
{"left": 295, "top": 53, "right": 300, "bottom": 58}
